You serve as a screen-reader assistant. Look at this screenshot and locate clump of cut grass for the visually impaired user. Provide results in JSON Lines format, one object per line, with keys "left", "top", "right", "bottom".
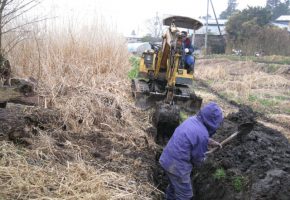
{"left": 0, "top": 142, "right": 149, "bottom": 199}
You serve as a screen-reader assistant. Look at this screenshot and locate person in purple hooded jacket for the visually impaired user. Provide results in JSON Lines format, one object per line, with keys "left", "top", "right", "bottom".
{"left": 159, "top": 102, "right": 223, "bottom": 200}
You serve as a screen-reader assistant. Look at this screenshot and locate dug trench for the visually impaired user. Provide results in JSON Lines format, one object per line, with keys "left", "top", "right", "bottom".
{"left": 151, "top": 105, "right": 290, "bottom": 200}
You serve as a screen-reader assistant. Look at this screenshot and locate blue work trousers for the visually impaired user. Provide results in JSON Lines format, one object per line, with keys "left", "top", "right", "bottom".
{"left": 165, "top": 172, "right": 193, "bottom": 200}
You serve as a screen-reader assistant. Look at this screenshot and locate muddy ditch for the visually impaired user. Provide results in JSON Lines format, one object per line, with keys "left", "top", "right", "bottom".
{"left": 151, "top": 105, "right": 290, "bottom": 200}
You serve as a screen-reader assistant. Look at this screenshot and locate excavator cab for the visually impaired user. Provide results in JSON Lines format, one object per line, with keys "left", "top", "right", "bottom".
{"left": 131, "top": 16, "right": 203, "bottom": 139}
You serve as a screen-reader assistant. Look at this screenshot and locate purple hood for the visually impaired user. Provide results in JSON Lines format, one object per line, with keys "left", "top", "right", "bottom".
{"left": 197, "top": 102, "right": 223, "bottom": 137}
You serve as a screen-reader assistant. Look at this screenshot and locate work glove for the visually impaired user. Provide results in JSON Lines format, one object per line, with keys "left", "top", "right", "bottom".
{"left": 208, "top": 138, "right": 222, "bottom": 149}
{"left": 214, "top": 141, "right": 222, "bottom": 149}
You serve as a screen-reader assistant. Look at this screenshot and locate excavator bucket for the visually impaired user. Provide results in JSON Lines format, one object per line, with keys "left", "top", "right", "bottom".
{"left": 153, "top": 103, "right": 180, "bottom": 144}
{"left": 132, "top": 79, "right": 202, "bottom": 144}
{"left": 174, "top": 91, "right": 203, "bottom": 112}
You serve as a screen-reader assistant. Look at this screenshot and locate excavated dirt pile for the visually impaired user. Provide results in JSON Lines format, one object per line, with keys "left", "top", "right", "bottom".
{"left": 193, "top": 106, "right": 290, "bottom": 200}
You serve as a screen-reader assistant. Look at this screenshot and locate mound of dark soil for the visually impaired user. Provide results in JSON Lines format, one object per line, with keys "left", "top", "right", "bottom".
{"left": 193, "top": 106, "right": 290, "bottom": 200}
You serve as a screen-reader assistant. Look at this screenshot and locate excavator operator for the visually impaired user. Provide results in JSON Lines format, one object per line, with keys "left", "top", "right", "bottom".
{"left": 181, "top": 31, "right": 195, "bottom": 73}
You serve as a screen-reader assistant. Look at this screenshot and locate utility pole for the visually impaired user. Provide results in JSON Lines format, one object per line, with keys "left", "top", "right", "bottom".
{"left": 210, "top": 0, "right": 221, "bottom": 36}
{"left": 205, "top": 0, "right": 209, "bottom": 55}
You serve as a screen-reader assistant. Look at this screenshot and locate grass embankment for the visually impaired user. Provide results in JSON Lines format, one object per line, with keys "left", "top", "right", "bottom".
{"left": 0, "top": 22, "right": 158, "bottom": 199}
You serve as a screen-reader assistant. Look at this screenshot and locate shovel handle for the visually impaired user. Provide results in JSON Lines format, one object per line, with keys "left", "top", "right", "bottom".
{"left": 206, "top": 131, "right": 239, "bottom": 154}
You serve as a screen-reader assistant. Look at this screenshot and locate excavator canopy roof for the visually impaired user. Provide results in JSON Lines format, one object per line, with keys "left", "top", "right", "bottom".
{"left": 163, "top": 15, "right": 203, "bottom": 30}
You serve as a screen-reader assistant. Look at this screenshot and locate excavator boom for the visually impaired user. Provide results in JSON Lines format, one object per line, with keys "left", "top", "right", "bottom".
{"left": 131, "top": 15, "right": 203, "bottom": 137}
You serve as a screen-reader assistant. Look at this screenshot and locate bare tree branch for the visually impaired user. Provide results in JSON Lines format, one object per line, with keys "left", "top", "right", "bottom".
{"left": 5, "top": 35, "right": 29, "bottom": 53}
{"left": 2, "top": 0, "right": 39, "bottom": 19}
{"left": 2, "top": 17, "right": 49, "bottom": 35}
{"left": 0, "top": 0, "right": 43, "bottom": 55}
{"left": 2, "top": 3, "right": 40, "bottom": 28}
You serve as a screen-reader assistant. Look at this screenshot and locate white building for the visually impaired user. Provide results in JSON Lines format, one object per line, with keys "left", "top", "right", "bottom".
{"left": 195, "top": 19, "right": 227, "bottom": 35}
{"left": 272, "top": 15, "right": 290, "bottom": 32}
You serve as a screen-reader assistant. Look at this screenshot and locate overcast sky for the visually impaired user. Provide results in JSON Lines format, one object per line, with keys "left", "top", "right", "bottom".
{"left": 42, "top": 0, "right": 267, "bottom": 35}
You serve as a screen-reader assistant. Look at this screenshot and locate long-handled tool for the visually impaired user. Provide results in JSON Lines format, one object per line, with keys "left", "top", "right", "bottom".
{"left": 206, "top": 122, "right": 254, "bottom": 154}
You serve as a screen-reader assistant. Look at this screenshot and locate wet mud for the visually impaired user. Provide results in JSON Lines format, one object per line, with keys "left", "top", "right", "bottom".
{"left": 153, "top": 105, "right": 290, "bottom": 200}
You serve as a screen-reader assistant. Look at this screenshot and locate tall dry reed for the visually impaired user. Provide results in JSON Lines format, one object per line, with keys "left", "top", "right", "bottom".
{"left": 0, "top": 19, "right": 158, "bottom": 199}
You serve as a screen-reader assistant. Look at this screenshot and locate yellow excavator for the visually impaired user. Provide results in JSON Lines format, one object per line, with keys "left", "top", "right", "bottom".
{"left": 131, "top": 16, "right": 203, "bottom": 137}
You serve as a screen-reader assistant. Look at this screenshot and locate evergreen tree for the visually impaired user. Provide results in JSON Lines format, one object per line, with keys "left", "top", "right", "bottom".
{"left": 266, "top": 0, "right": 279, "bottom": 8}
{"left": 220, "top": 0, "right": 238, "bottom": 19}
{"left": 266, "top": 0, "right": 290, "bottom": 19}
{"left": 226, "top": 7, "right": 272, "bottom": 47}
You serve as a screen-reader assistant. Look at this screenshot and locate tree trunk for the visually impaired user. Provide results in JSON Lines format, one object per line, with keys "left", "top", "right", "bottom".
{"left": 0, "top": 0, "right": 8, "bottom": 55}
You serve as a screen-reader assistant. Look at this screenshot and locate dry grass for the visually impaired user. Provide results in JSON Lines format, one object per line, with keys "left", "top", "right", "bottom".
{"left": 0, "top": 20, "right": 159, "bottom": 199}
{"left": 196, "top": 59, "right": 290, "bottom": 114}
{"left": 0, "top": 142, "right": 149, "bottom": 200}
{"left": 195, "top": 58, "right": 290, "bottom": 140}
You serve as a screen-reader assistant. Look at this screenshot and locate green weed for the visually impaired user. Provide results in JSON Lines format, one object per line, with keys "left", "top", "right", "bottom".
{"left": 232, "top": 176, "right": 246, "bottom": 192}
{"left": 207, "top": 54, "right": 290, "bottom": 65}
{"left": 248, "top": 94, "right": 278, "bottom": 107}
{"left": 179, "top": 111, "right": 189, "bottom": 123}
{"left": 213, "top": 168, "right": 226, "bottom": 180}
{"left": 248, "top": 94, "right": 258, "bottom": 102}
{"left": 266, "top": 64, "right": 280, "bottom": 73}
{"left": 206, "top": 79, "right": 214, "bottom": 85}
{"left": 273, "top": 95, "right": 290, "bottom": 101}
{"left": 259, "top": 98, "right": 277, "bottom": 107}
{"left": 128, "top": 56, "right": 140, "bottom": 79}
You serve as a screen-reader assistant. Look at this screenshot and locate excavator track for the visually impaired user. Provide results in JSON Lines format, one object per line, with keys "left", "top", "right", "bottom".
{"left": 131, "top": 79, "right": 154, "bottom": 110}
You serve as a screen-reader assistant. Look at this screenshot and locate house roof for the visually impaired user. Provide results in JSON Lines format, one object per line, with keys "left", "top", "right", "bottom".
{"left": 276, "top": 15, "right": 290, "bottom": 22}
{"left": 200, "top": 19, "right": 228, "bottom": 25}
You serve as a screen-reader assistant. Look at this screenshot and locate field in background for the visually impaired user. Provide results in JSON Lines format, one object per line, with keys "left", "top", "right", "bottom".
{"left": 0, "top": 21, "right": 159, "bottom": 199}
{"left": 195, "top": 58, "right": 290, "bottom": 139}
{"left": 204, "top": 54, "right": 290, "bottom": 65}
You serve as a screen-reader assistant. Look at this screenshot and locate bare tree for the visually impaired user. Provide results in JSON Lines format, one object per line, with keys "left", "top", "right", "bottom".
{"left": 0, "top": 0, "right": 42, "bottom": 57}
{"left": 146, "top": 12, "right": 163, "bottom": 38}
